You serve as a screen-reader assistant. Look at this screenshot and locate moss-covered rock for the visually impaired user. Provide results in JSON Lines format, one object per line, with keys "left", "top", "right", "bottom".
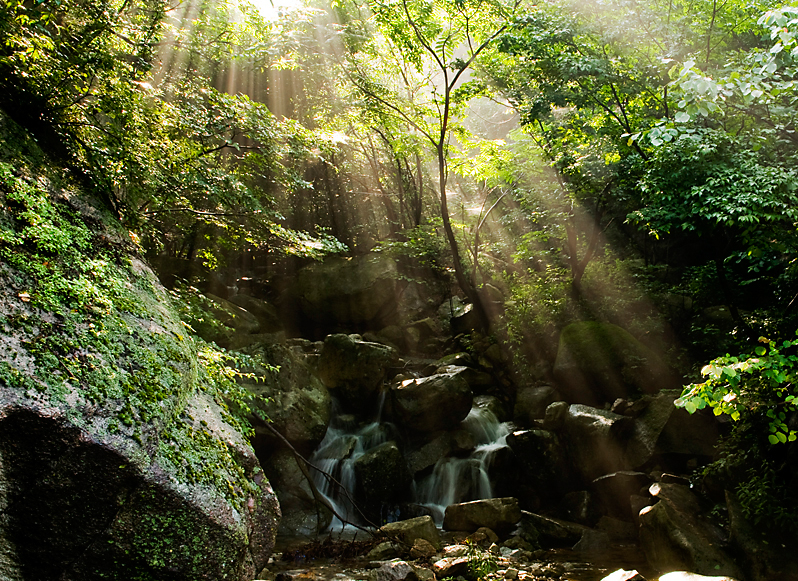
{"left": 0, "top": 114, "right": 279, "bottom": 580}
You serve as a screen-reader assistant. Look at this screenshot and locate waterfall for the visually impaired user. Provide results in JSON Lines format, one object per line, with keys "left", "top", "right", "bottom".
{"left": 413, "top": 405, "right": 510, "bottom": 525}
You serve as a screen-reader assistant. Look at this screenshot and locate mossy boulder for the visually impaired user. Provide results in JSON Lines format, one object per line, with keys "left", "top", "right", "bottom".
{"left": 0, "top": 116, "right": 279, "bottom": 580}
{"left": 553, "top": 322, "right": 677, "bottom": 406}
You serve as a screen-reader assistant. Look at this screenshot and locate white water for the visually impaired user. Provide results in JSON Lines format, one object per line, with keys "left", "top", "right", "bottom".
{"left": 413, "top": 405, "right": 510, "bottom": 525}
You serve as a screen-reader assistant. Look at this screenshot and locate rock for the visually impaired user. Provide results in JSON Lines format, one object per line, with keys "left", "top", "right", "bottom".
{"left": 559, "top": 491, "right": 600, "bottom": 526}
{"left": 368, "top": 542, "right": 403, "bottom": 561}
{"left": 436, "top": 365, "right": 495, "bottom": 393}
{"left": 372, "top": 560, "right": 419, "bottom": 581}
{"left": 519, "top": 511, "right": 588, "bottom": 546}
{"left": 0, "top": 151, "right": 279, "bottom": 581}
{"left": 415, "top": 567, "right": 435, "bottom": 581}
{"left": 354, "top": 441, "right": 412, "bottom": 508}
{"left": 391, "top": 371, "right": 473, "bottom": 433}
{"left": 597, "top": 516, "right": 638, "bottom": 543}
{"left": 656, "top": 406, "right": 720, "bottom": 458}
{"left": 658, "top": 573, "right": 739, "bottom": 581}
{"left": 379, "top": 516, "right": 442, "bottom": 550}
{"left": 317, "top": 334, "right": 398, "bottom": 413}
{"left": 475, "top": 395, "right": 509, "bottom": 422}
{"left": 241, "top": 342, "right": 331, "bottom": 453}
{"left": 505, "top": 429, "right": 570, "bottom": 508}
{"left": 572, "top": 529, "right": 610, "bottom": 553}
{"left": 726, "top": 491, "right": 798, "bottom": 581}
{"left": 562, "top": 404, "right": 633, "bottom": 482}
{"left": 624, "top": 392, "right": 678, "bottom": 468}
{"left": 639, "top": 483, "right": 743, "bottom": 578}
{"left": 600, "top": 570, "right": 646, "bottom": 581}
{"left": 467, "top": 526, "right": 500, "bottom": 547}
{"left": 206, "top": 292, "right": 262, "bottom": 334}
{"left": 591, "top": 471, "right": 651, "bottom": 521}
{"left": 262, "top": 449, "right": 331, "bottom": 537}
{"left": 553, "top": 322, "right": 676, "bottom": 405}
{"left": 404, "top": 432, "right": 454, "bottom": 476}
{"left": 229, "top": 293, "right": 283, "bottom": 332}
{"left": 432, "top": 556, "right": 470, "bottom": 578}
{"left": 409, "top": 539, "right": 438, "bottom": 560}
{"left": 542, "top": 401, "right": 569, "bottom": 431}
{"left": 443, "top": 497, "right": 522, "bottom": 533}
{"left": 514, "top": 385, "right": 559, "bottom": 424}
{"left": 275, "top": 570, "right": 323, "bottom": 581}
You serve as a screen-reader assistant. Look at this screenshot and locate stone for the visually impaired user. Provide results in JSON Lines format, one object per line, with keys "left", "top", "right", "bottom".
{"left": 263, "top": 449, "right": 332, "bottom": 537}
{"left": 409, "top": 539, "right": 438, "bottom": 560}
{"left": 229, "top": 293, "right": 283, "bottom": 332}
{"left": 592, "top": 471, "right": 651, "bottom": 521}
{"left": 475, "top": 395, "right": 508, "bottom": 422}
{"left": 514, "top": 385, "right": 559, "bottom": 424}
{"left": 559, "top": 490, "right": 600, "bottom": 526}
{"left": 379, "top": 516, "right": 442, "bottom": 551}
{"left": 562, "top": 404, "right": 633, "bottom": 482}
{"left": 432, "top": 556, "right": 470, "bottom": 578}
{"left": 416, "top": 567, "right": 435, "bottom": 581}
{"left": 390, "top": 371, "right": 473, "bottom": 433}
{"left": 275, "top": 570, "right": 323, "bottom": 581}
{"left": 639, "top": 483, "right": 743, "bottom": 578}
{"left": 624, "top": 392, "right": 679, "bottom": 468}
{"left": 553, "top": 321, "right": 677, "bottom": 405}
{"left": 354, "top": 441, "right": 412, "bottom": 507}
{"left": 368, "top": 542, "right": 403, "bottom": 561}
{"left": 572, "top": 529, "right": 610, "bottom": 553}
{"left": 443, "top": 497, "right": 522, "bottom": 533}
{"left": 658, "top": 573, "right": 738, "bottom": 581}
{"left": 542, "top": 401, "right": 569, "bottom": 431}
{"left": 468, "top": 526, "right": 500, "bottom": 546}
{"left": 656, "top": 406, "right": 720, "bottom": 458}
{"left": 518, "top": 511, "right": 588, "bottom": 546}
{"left": 205, "top": 292, "right": 262, "bottom": 334}
{"left": 505, "top": 429, "right": 570, "bottom": 508}
{"left": 317, "top": 333, "right": 398, "bottom": 413}
{"left": 599, "top": 570, "right": 646, "bottom": 581}
{"left": 597, "top": 516, "right": 638, "bottom": 543}
{"left": 242, "top": 342, "right": 331, "bottom": 453}
{"left": 404, "top": 432, "right": 453, "bottom": 476}
{"left": 373, "top": 560, "right": 419, "bottom": 581}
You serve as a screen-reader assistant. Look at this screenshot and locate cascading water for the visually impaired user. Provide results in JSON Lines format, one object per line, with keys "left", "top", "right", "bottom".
{"left": 308, "top": 392, "right": 391, "bottom": 528}
{"left": 413, "top": 405, "right": 510, "bottom": 524}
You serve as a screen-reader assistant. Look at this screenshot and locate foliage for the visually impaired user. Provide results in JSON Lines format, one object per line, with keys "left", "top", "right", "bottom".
{"left": 677, "top": 335, "right": 798, "bottom": 445}
{"left": 465, "top": 539, "right": 498, "bottom": 580}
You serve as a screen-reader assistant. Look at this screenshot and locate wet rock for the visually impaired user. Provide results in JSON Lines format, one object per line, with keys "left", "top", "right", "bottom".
{"left": 368, "top": 542, "right": 403, "bottom": 561}
{"left": 371, "top": 560, "right": 419, "bottom": 581}
{"left": 242, "top": 342, "right": 331, "bottom": 453}
{"left": 639, "top": 482, "right": 743, "bottom": 578}
{"left": 514, "top": 385, "right": 559, "bottom": 424}
{"left": 354, "top": 441, "right": 412, "bottom": 507}
{"left": 443, "top": 497, "right": 522, "bottom": 533}
{"left": 317, "top": 334, "right": 398, "bottom": 413}
{"left": 505, "top": 429, "right": 570, "bottom": 508}
{"left": 659, "top": 573, "right": 739, "bottom": 581}
{"left": 475, "top": 395, "right": 509, "bottom": 422}
{"left": 624, "top": 392, "right": 678, "bottom": 468}
{"left": 553, "top": 321, "right": 676, "bottom": 405}
{"left": 391, "top": 371, "right": 473, "bottom": 433}
{"left": 379, "top": 515, "right": 442, "bottom": 550}
{"left": 600, "top": 570, "right": 646, "bottom": 581}
{"left": 562, "top": 404, "right": 633, "bottom": 482}
{"left": 591, "top": 471, "right": 651, "bottom": 521}
{"left": 404, "top": 432, "right": 453, "bottom": 476}
{"left": 436, "top": 365, "right": 495, "bottom": 393}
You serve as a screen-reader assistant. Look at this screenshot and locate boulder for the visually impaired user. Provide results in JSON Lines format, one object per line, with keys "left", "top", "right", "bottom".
{"left": 559, "top": 491, "right": 600, "bottom": 526}
{"left": 518, "top": 511, "right": 588, "bottom": 546}
{"left": 390, "top": 371, "right": 473, "bottom": 433}
{"left": 404, "top": 432, "right": 454, "bottom": 476}
{"left": 596, "top": 516, "right": 638, "bottom": 543}
{"left": 600, "top": 571, "right": 646, "bottom": 581}
{"left": 353, "top": 441, "right": 411, "bottom": 507}
{"left": 228, "top": 293, "right": 283, "bottom": 332}
{"left": 505, "top": 429, "right": 570, "bottom": 508}
{"left": 409, "top": 538, "right": 438, "bottom": 560}
{"left": 639, "top": 483, "right": 743, "bottom": 578}
{"left": 553, "top": 322, "right": 677, "bottom": 405}
{"left": 572, "top": 529, "right": 610, "bottom": 553}
{"left": 562, "top": 404, "right": 633, "bottom": 482}
{"left": 659, "top": 574, "right": 739, "bottom": 581}
{"left": 514, "top": 385, "right": 559, "bottom": 424}
{"left": 591, "top": 471, "right": 651, "bottom": 521}
{"left": 543, "top": 401, "right": 569, "bottom": 431}
{"left": 241, "top": 342, "right": 331, "bottom": 454}
{"left": 475, "top": 394, "right": 508, "bottom": 422}
{"left": 371, "top": 560, "right": 419, "bottom": 581}
{"left": 379, "top": 516, "right": 442, "bottom": 550}
{"left": 205, "top": 292, "right": 262, "bottom": 334}
{"left": 624, "top": 392, "right": 679, "bottom": 468}
{"left": 656, "top": 406, "right": 720, "bottom": 458}
{"left": 317, "top": 334, "right": 398, "bottom": 413}
{"left": 262, "top": 449, "right": 331, "bottom": 537}
{"left": 442, "top": 497, "right": 521, "bottom": 533}
{"left": 431, "top": 556, "right": 470, "bottom": 578}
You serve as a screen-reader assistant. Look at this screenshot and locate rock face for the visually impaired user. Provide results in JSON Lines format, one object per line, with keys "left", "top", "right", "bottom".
{"left": 0, "top": 131, "right": 279, "bottom": 580}
{"left": 443, "top": 497, "right": 522, "bottom": 533}
{"left": 639, "top": 482, "right": 743, "bottom": 579}
{"left": 317, "top": 334, "right": 398, "bottom": 413}
{"left": 242, "top": 341, "right": 331, "bottom": 454}
{"left": 553, "top": 322, "right": 676, "bottom": 405}
{"left": 391, "top": 371, "right": 473, "bottom": 433}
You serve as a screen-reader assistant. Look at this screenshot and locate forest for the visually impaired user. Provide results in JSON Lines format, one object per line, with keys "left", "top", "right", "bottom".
{"left": 0, "top": 0, "right": 797, "bottom": 579}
